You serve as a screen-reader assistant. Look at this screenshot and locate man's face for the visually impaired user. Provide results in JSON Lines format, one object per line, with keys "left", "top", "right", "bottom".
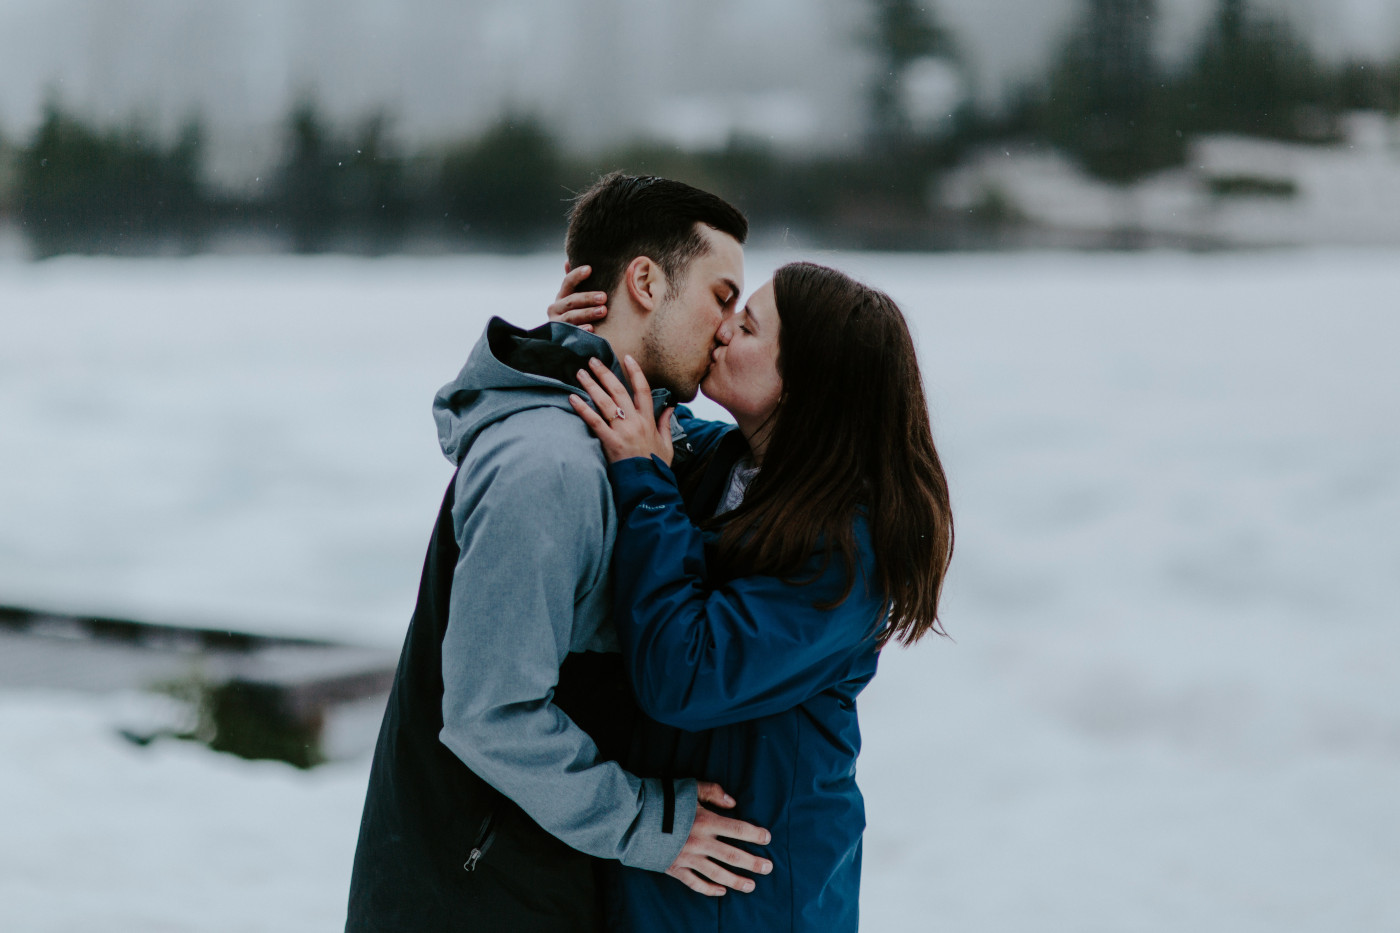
{"left": 642, "top": 224, "right": 744, "bottom": 402}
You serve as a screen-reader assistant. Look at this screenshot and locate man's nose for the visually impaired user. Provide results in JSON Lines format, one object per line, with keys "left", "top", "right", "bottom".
{"left": 715, "top": 319, "right": 733, "bottom": 344}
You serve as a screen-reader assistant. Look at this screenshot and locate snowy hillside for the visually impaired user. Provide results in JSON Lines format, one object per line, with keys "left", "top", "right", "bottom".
{"left": 942, "top": 112, "right": 1400, "bottom": 247}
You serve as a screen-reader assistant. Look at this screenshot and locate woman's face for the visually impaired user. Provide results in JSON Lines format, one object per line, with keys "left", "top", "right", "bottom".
{"left": 701, "top": 279, "right": 783, "bottom": 432}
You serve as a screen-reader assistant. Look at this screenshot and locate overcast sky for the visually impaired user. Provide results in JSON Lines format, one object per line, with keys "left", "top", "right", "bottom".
{"left": 2, "top": 0, "right": 1397, "bottom": 178}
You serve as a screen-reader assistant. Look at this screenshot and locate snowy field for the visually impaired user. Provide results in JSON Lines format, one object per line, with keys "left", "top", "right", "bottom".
{"left": 2, "top": 250, "right": 1398, "bottom": 931}
{"left": 942, "top": 114, "right": 1400, "bottom": 248}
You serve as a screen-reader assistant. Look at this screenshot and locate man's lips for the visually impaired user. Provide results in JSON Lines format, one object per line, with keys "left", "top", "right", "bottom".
{"left": 701, "top": 349, "right": 721, "bottom": 381}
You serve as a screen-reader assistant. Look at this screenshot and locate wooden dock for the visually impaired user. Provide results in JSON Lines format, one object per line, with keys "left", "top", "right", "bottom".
{"left": 0, "top": 604, "right": 397, "bottom": 767}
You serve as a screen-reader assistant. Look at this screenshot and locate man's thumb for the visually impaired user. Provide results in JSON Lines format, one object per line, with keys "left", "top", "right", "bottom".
{"left": 696, "top": 781, "right": 736, "bottom": 809}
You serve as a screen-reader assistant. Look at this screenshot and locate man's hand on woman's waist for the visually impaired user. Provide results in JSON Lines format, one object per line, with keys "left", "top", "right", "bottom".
{"left": 668, "top": 781, "right": 773, "bottom": 897}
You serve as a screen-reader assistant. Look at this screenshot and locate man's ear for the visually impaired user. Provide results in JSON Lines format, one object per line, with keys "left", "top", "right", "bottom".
{"left": 622, "top": 256, "right": 667, "bottom": 314}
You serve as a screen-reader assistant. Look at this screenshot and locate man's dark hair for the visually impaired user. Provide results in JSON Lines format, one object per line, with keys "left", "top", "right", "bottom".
{"left": 565, "top": 172, "right": 748, "bottom": 298}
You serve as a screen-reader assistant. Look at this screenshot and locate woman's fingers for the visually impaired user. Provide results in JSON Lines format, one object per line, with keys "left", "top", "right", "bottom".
{"left": 557, "top": 292, "right": 609, "bottom": 313}
{"left": 548, "top": 303, "right": 602, "bottom": 325}
{"left": 567, "top": 394, "right": 611, "bottom": 438}
{"left": 574, "top": 357, "right": 675, "bottom": 464}
{"left": 551, "top": 291, "right": 607, "bottom": 316}
{"left": 621, "top": 354, "right": 654, "bottom": 414}
{"left": 587, "top": 357, "right": 636, "bottom": 413}
{"left": 547, "top": 292, "right": 608, "bottom": 327}
{"left": 551, "top": 304, "right": 604, "bottom": 327}
{"left": 548, "top": 264, "right": 610, "bottom": 331}
{"left": 555, "top": 263, "right": 591, "bottom": 300}
{"left": 657, "top": 407, "right": 675, "bottom": 464}
{"left": 575, "top": 368, "right": 621, "bottom": 418}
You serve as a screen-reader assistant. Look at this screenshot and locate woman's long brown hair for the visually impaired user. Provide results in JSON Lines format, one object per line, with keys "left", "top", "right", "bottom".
{"left": 711, "top": 262, "right": 954, "bottom": 647}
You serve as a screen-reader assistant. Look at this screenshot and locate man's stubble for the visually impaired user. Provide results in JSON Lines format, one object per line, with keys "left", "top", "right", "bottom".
{"left": 640, "top": 292, "right": 709, "bottom": 404}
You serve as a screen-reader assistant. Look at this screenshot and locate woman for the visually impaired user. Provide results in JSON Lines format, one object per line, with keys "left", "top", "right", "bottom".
{"left": 554, "top": 262, "right": 953, "bottom": 931}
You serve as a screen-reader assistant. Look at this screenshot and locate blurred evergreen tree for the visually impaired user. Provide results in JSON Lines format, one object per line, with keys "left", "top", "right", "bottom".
{"left": 700, "top": 138, "right": 841, "bottom": 230}
{"left": 17, "top": 101, "right": 208, "bottom": 257}
{"left": 857, "top": 1, "right": 968, "bottom": 236}
{"left": 1331, "top": 58, "right": 1400, "bottom": 115}
{"left": 270, "top": 102, "right": 417, "bottom": 253}
{"left": 340, "top": 114, "right": 410, "bottom": 253}
{"left": 1387, "top": 59, "right": 1400, "bottom": 114}
{"left": 275, "top": 101, "right": 338, "bottom": 252}
{"left": 438, "top": 115, "right": 564, "bottom": 249}
{"left": 577, "top": 137, "right": 849, "bottom": 237}
{"left": 866, "top": 0, "right": 960, "bottom": 146}
{"left": 0, "top": 126, "right": 15, "bottom": 218}
{"left": 1180, "top": 0, "right": 1333, "bottom": 139}
{"left": 163, "top": 118, "right": 207, "bottom": 247}
{"left": 18, "top": 105, "right": 105, "bottom": 254}
{"left": 1043, "top": 0, "right": 1186, "bottom": 185}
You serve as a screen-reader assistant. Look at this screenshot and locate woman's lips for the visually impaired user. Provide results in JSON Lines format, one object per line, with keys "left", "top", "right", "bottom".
{"left": 701, "top": 352, "right": 720, "bottom": 384}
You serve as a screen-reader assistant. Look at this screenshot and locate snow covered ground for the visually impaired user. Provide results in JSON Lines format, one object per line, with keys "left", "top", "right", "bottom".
{"left": 942, "top": 112, "right": 1400, "bottom": 247}
{"left": 2, "top": 250, "right": 1398, "bottom": 931}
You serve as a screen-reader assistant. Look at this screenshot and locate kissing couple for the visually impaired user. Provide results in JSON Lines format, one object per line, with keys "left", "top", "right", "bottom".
{"left": 346, "top": 172, "right": 954, "bottom": 932}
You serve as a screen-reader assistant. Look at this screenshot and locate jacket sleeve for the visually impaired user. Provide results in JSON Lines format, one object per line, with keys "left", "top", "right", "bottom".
{"left": 607, "top": 455, "right": 886, "bottom": 732}
{"left": 438, "top": 421, "right": 696, "bottom": 872}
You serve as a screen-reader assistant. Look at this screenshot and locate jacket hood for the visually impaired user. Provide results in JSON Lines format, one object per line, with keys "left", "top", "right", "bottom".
{"left": 433, "top": 317, "right": 669, "bottom": 464}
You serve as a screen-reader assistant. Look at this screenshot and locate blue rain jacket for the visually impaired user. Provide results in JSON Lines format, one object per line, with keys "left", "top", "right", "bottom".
{"left": 605, "top": 422, "right": 887, "bottom": 933}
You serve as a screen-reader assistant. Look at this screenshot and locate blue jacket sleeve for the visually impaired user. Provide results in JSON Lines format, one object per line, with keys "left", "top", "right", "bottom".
{"left": 606, "top": 455, "right": 886, "bottom": 731}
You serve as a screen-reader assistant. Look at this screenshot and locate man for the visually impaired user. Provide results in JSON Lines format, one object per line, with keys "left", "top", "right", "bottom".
{"left": 346, "top": 173, "right": 770, "bottom": 932}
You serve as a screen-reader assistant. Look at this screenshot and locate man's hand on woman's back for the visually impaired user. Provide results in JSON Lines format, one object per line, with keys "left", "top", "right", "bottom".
{"left": 667, "top": 781, "right": 773, "bottom": 896}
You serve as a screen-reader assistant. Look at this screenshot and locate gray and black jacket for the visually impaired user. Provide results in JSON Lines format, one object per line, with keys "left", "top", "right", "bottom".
{"left": 346, "top": 318, "right": 697, "bottom": 932}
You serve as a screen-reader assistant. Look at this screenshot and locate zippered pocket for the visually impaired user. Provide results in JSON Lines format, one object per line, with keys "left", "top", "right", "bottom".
{"left": 462, "top": 811, "right": 498, "bottom": 873}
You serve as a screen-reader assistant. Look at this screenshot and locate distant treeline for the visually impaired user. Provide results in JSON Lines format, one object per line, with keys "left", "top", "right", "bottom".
{"left": 1021, "top": 0, "right": 1400, "bottom": 185}
{"left": 1, "top": 0, "right": 1398, "bottom": 257}
{"left": 0, "top": 102, "right": 964, "bottom": 257}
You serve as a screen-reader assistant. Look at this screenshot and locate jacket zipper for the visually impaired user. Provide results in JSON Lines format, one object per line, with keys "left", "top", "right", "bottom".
{"left": 463, "top": 811, "right": 497, "bottom": 872}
